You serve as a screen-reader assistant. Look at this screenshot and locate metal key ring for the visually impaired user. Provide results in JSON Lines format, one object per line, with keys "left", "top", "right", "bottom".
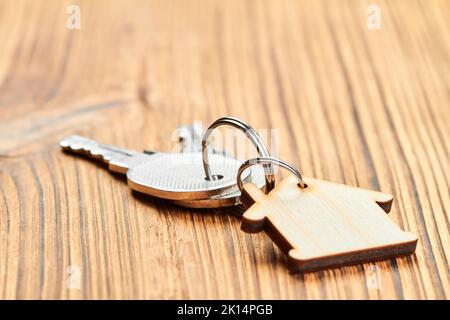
{"left": 236, "top": 157, "right": 307, "bottom": 192}
{"left": 201, "top": 116, "right": 275, "bottom": 192}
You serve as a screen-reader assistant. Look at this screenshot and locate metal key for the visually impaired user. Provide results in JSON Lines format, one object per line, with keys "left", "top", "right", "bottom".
{"left": 126, "top": 152, "right": 250, "bottom": 200}
{"left": 171, "top": 166, "right": 265, "bottom": 208}
{"left": 164, "top": 122, "right": 265, "bottom": 207}
{"left": 60, "top": 135, "right": 152, "bottom": 174}
{"left": 59, "top": 127, "right": 258, "bottom": 206}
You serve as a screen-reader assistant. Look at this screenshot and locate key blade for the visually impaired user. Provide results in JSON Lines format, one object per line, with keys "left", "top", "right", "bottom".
{"left": 60, "top": 135, "right": 140, "bottom": 173}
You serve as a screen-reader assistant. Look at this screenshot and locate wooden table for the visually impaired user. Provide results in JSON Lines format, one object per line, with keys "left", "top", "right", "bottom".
{"left": 0, "top": 0, "right": 448, "bottom": 299}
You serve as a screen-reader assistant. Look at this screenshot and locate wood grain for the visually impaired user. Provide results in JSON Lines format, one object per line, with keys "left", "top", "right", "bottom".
{"left": 0, "top": 0, "right": 449, "bottom": 299}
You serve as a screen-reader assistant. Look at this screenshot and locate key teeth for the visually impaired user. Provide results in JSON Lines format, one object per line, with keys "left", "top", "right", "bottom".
{"left": 59, "top": 136, "right": 77, "bottom": 148}
{"left": 60, "top": 136, "right": 133, "bottom": 173}
{"left": 89, "top": 147, "right": 104, "bottom": 157}
{"left": 60, "top": 135, "right": 108, "bottom": 161}
{"left": 60, "top": 136, "right": 97, "bottom": 151}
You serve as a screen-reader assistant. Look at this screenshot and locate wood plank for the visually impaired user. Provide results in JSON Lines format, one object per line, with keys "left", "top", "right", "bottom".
{"left": 0, "top": 0, "right": 448, "bottom": 299}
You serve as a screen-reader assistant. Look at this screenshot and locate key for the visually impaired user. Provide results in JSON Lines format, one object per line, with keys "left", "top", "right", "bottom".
{"left": 174, "top": 122, "right": 208, "bottom": 153}
{"left": 160, "top": 122, "right": 265, "bottom": 208}
{"left": 163, "top": 121, "right": 229, "bottom": 156}
{"left": 60, "top": 135, "right": 152, "bottom": 174}
{"left": 126, "top": 152, "right": 250, "bottom": 200}
{"left": 172, "top": 166, "right": 265, "bottom": 208}
{"left": 60, "top": 127, "right": 253, "bottom": 203}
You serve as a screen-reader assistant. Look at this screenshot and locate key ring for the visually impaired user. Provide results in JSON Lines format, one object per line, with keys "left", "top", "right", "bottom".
{"left": 201, "top": 116, "right": 275, "bottom": 192}
{"left": 236, "top": 157, "right": 307, "bottom": 192}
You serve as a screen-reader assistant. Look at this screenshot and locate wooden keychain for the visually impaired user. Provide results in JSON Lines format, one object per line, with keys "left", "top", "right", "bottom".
{"left": 235, "top": 157, "right": 418, "bottom": 273}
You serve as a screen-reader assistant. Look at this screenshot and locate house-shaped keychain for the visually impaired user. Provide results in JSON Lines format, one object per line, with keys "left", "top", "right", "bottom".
{"left": 238, "top": 157, "right": 418, "bottom": 273}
